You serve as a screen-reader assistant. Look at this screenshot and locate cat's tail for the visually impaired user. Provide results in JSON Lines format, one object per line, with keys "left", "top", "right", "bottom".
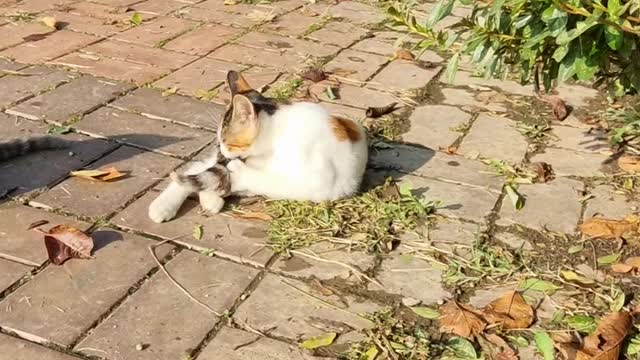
{"left": 0, "top": 136, "right": 71, "bottom": 162}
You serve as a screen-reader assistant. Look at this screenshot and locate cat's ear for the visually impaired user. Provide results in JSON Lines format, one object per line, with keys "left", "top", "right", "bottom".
{"left": 227, "top": 71, "right": 253, "bottom": 97}
{"left": 231, "top": 94, "right": 257, "bottom": 126}
{"left": 223, "top": 94, "right": 259, "bottom": 149}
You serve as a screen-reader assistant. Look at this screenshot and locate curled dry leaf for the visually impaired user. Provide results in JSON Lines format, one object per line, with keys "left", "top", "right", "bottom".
{"left": 301, "top": 68, "right": 327, "bottom": 83}
{"left": 483, "top": 334, "right": 518, "bottom": 360}
{"left": 537, "top": 94, "right": 569, "bottom": 121}
{"left": 33, "top": 225, "right": 94, "bottom": 265}
{"left": 233, "top": 211, "right": 273, "bottom": 221}
{"left": 394, "top": 49, "right": 415, "bottom": 61}
{"left": 528, "top": 162, "right": 554, "bottom": 183}
{"left": 577, "top": 311, "right": 632, "bottom": 360}
{"left": 439, "top": 301, "right": 486, "bottom": 338}
{"left": 70, "top": 167, "right": 125, "bottom": 182}
{"left": 366, "top": 102, "right": 398, "bottom": 118}
{"left": 625, "top": 256, "right": 640, "bottom": 268}
{"left": 483, "top": 291, "right": 534, "bottom": 329}
{"left": 579, "top": 217, "right": 639, "bottom": 239}
{"left": 618, "top": 155, "right": 640, "bottom": 174}
{"left": 611, "top": 263, "right": 634, "bottom": 273}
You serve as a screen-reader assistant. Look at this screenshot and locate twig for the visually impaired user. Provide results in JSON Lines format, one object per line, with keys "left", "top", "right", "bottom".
{"left": 290, "top": 250, "right": 384, "bottom": 289}
{"left": 0, "top": 252, "right": 41, "bottom": 267}
{"left": 233, "top": 335, "right": 263, "bottom": 351}
{"left": 148, "top": 240, "right": 222, "bottom": 317}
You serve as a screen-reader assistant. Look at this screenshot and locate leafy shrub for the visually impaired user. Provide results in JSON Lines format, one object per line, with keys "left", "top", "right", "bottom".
{"left": 388, "top": 0, "right": 640, "bottom": 95}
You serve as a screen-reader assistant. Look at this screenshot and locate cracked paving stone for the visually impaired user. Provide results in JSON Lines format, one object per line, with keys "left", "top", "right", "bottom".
{"left": 403, "top": 105, "right": 470, "bottom": 149}
{"left": 458, "top": 114, "right": 528, "bottom": 164}
{"left": 234, "top": 274, "right": 380, "bottom": 340}
{"left": 585, "top": 185, "right": 636, "bottom": 219}
{"left": 5, "top": 76, "right": 133, "bottom": 123}
{"left": 0, "top": 230, "right": 173, "bottom": 346}
{"left": 497, "top": 178, "right": 584, "bottom": 233}
{"left": 76, "top": 251, "right": 258, "bottom": 360}
{"left": 0, "top": 334, "right": 81, "bottom": 360}
{"left": 31, "top": 146, "right": 181, "bottom": 219}
{"left": 530, "top": 147, "right": 609, "bottom": 177}
{"left": 113, "top": 182, "right": 273, "bottom": 267}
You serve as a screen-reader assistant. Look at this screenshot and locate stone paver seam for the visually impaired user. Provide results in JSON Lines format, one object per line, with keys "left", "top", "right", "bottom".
{"left": 0, "top": 61, "right": 28, "bottom": 78}
{"left": 447, "top": 111, "right": 479, "bottom": 150}
{"left": 0, "top": 330, "right": 93, "bottom": 360}
{"left": 0, "top": 261, "right": 43, "bottom": 303}
{"left": 0, "top": 71, "right": 79, "bottom": 112}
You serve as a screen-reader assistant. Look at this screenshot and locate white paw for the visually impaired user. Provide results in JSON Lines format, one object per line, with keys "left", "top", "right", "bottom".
{"left": 227, "top": 159, "right": 247, "bottom": 192}
{"left": 226, "top": 159, "right": 245, "bottom": 173}
{"left": 199, "top": 191, "right": 225, "bottom": 214}
{"left": 148, "top": 197, "right": 179, "bottom": 223}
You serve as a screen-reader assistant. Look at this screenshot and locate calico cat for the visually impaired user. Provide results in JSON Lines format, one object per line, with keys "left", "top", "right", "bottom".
{"left": 147, "top": 70, "right": 369, "bottom": 222}
{"left": 0, "top": 136, "right": 70, "bottom": 162}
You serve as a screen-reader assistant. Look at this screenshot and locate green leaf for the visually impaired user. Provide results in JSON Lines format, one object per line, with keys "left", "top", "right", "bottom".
{"left": 47, "top": 125, "right": 72, "bottom": 134}
{"left": 508, "top": 335, "right": 529, "bottom": 348}
{"left": 411, "top": 307, "right": 441, "bottom": 319}
{"left": 566, "top": 315, "right": 597, "bottom": 332}
{"left": 130, "top": 12, "right": 142, "bottom": 26}
{"left": 605, "top": 26, "right": 623, "bottom": 50}
{"left": 398, "top": 182, "right": 414, "bottom": 197}
{"left": 514, "top": 14, "right": 532, "bottom": 29}
{"left": 363, "top": 345, "right": 379, "bottom": 360}
{"left": 325, "top": 86, "right": 337, "bottom": 100}
{"left": 426, "top": 0, "right": 455, "bottom": 28}
{"left": 195, "top": 89, "right": 219, "bottom": 101}
{"left": 444, "top": 52, "right": 460, "bottom": 84}
{"left": 561, "top": 270, "right": 595, "bottom": 285}
{"left": 608, "top": 0, "right": 622, "bottom": 17}
{"left": 568, "top": 244, "right": 584, "bottom": 254}
{"left": 556, "top": 17, "right": 599, "bottom": 45}
{"left": 448, "top": 337, "right": 477, "bottom": 359}
{"left": 626, "top": 335, "right": 640, "bottom": 356}
{"left": 552, "top": 44, "right": 569, "bottom": 62}
{"left": 611, "top": 291, "right": 625, "bottom": 312}
{"left": 558, "top": 44, "right": 578, "bottom": 81}
{"left": 193, "top": 225, "right": 203, "bottom": 240}
{"left": 597, "top": 252, "right": 621, "bottom": 265}
{"left": 534, "top": 331, "right": 555, "bottom": 360}
{"left": 505, "top": 184, "right": 525, "bottom": 210}
{"left": 300, "top": 332, "right": 336, "bottom": 349}
{"left": 517, "top": 278, "right": 561, "bottom": 294}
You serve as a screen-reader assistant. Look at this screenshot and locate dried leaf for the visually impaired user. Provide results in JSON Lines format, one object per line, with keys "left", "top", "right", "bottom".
{"left": 577, "top": 311, "right": 632, "bottom": 360}
{"left": 27, "top": 219, "right": 49, "bottom": 230}
{"left": 394, "top": 48, "right": 415, "bottom": 61}
{"left": 446, "top": 145, "right": 458, "bottom": 155}
{"left": 193, "top": 224, "right": 203, "bottom": 240}
{"left": 505, "top": 184, "right": 525, "bottom": 210}
{"left": 528, "top": 162, "right": 554, "bottom": 183}
{"left": 618, "top": 155, "right": 640, "bottom": 174}
{"left": 301, "top": 69, "right": 326, "bottom": 82}
{"left": 439, "top": 301, "right": 486, "bottom": 338}
{"left": 561, "top": 270, "right": 596, "bottom": 285}
{"left": 34, "top": 225, "right": 93, "bottom": 265}
{"left": 366, "top": 102, "right": 398, "bottom": 118}
{"left": 233, "top": 211, "right": 273, "bottom": 221}
{"left": 484, "top": 334, "right": 518, "bottom": 360}
{"left": 70, "top": 167, "right": 125, "bottom": 182}
{"left": 412, "top": 306, "right": 441, "bottom": 319}
{"left": 483, "top": 291, "right": 534, "bottom": 329}
{"left": 624, "top": 257, "right": 640, "bottom": 268}
{"left": 162, "top": 87, "right": 178, "bottom": 96}
{"left": 538, "top": 94, "right": 569, "bottom": 121}
{"left": 579, "top": 217, "right": 638, "bottom": 239}
{"left": 39, "top": 16, "right": 57, "bottom": 29}
{"left": 195, "top": 89, "right": 219, "bottom": 101}
{"left": 363, "top": 345, "right": 379, "bottom": 360}
{"left": 300, "top": 332, "right": 336, "bottom": 349}
{"left": 96, "top": 167, "right": 125, "bottom": 182}
{"left": 309, "top": 279, "right": 334, "bottom": 296}
{"left": 224, "top": 0, "right": 238, "bottom": 4}
{"left": 611, "top": 263, "right": 634, "bottom": 273}
{"left": 534, "top": 331, "right": 556, "bottom": 360}
{"left": 325, "top": 86, "right": 337, "bottom": 100}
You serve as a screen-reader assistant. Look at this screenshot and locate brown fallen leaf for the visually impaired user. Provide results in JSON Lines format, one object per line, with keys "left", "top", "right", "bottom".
{"left": 33, "top": 225, "right": 94, "bottom": 265}
{"left": 611, "top": 263, "right": 634, "bottom": 273}
{"left": 27, "top": 219, "right": 49, "bottom": 230}
{"left": 366, "top": 102, "right": 398, "bottom": 118}
{"left": 446, "top": 145, "right": 458, "bottom": 155}
{"left": 624, "top": 256, "right": 640, "bottom": 268}
{"left": 394, "top": 49, "right": 415, "bottom": 61}
{"left": 577, "top": 311, "right": 632, "bottom": 360}
{"left": 537, "top": 94, "right": 569, "bottom": 121}
{"left": 439, "top": 301, "right": 486, "bottom": 338}
{"left": 233, "top": 211, "right": 273, "bottom": 221}
{"left": 301, "top": 68, "right": 327, "bottom": 83}
{"left": 528, "top": 162, "right": 554, "bottom": 183}
{"left": 70, "top": 167, "right": 126, "bottom": 182}
{"left": 483, "top": 334, "right": 518, "bottom": 360}
{"left": 618, "top": 155, "right": 640, "bottom": 174}
{"left": 483, "top": 291, "right": 534, "bottom": 329}
{"left": 579, "top": 217, "right": 639, "bottom": 239}
{"left": 309, "top": 279, "right": 334, "bottom": 296}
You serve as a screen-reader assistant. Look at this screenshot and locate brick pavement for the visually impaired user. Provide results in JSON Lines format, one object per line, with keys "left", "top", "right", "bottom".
{"left": 0, "top": 1, "right": 624, "bottom": 359}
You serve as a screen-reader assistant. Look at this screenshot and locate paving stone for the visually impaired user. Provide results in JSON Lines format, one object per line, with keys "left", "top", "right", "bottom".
{"left": 370, "top": 248, "right": 450, "bottom": 305}
{"left": 32, "top": 146, "right": 181, "bottom": 219}
{"left": 530, "top": 147, "right": 608, "bottom": 177}
{"left": 458, "top": 114, "right": 528, "bottom": 163}
{"left": 550, "top": 125, "right": 610, "bottom": 154}
{"left": 0, "top": 30, "right": 98, "bottom": 64}
{"left": 91, "top": 0, "right": 142, "bottom": 6}
{"left": 153, "top": 57, "right": 246, "bottom": 98}
{"left": 325, "top": 49, "right": 388, "bottom": 82}
{"left": 323, "top": 1, "right": 384, "bottom": 24}
{"left": 306, "top": 21, "right": 368, "bottom": 47}
{"left": 309, "top": 81, "right": 397, "bottom": 109}
{"left": 320, "top": 102, "right": 365, "bottom": 121}
{"left": 76, "top": 107, "right": 212, "bottom": 157}
{"left": 404, "top": 105, "right": 470, "bottom": 149}
{"left": 494, "top": 232, "right": 533, "bottom": 251}
{"left": 214, "top": 67, "right": 281, "bottom": 105}
{"left": 273, "top": 242, "right": 376, "bottom": 281}
{"left": 234, "top": 274, "right": 380, "bottom": 339}
{"left": 0, "top": 22, "right": 54, "bottom": 50}
{"left": 428, "top": 219, "right": 480, "bottom": 247}
{"left": 65, "top": 1, "right": 134, "bottom": 23}
{"left": 451, "top": 70, "right": 532, "bottom": 97}
{"left": 76, "top": 251, "right": 258, "bottom": 360}
{"left": 6, "top": 76, "right": 132, "bottom": 123}
{"left": 80, "top": 40, "right": 197, "bottom": 70}
{"left": 0, "top": 57, "right": 25, "bottom": 72}
{"left": 0, "top": 334, "right": 81, "bottom": 360}
{"left": 0, "top": 259, "right": 31, "bottom": 291}
{"left": 368, "top": 170, "right": 498, "bottom": 222}
{"left": 236, "top": 31, "right": 340, "bottom": 59}
{"left": 585, "top": 185, "right": 635, "bottom": 219}
{"left": 0, "top": 65, "right": 74, "bottom": 109}
{"left": 556, "top": 83, "right": 599, "bottom": 109}
{"left": 441, "top": 87, "right": 508, "bottom": 113}
{"left": 263, "top": 11, "right": 320, "bottom": 37}
{"left": 369, "top": 144, "right": 504, "bottom": 192}
{"left": 0, "top": 203, "right": 90, "bottom": 266}
{"left": 0, "top": 116, "right": 115, "bottom": 200}
{"left": 113, "top": 185, "right": 273, "bottom": 267}
{"left": 351, "top": 36, "right": 443, "bottom": 63}
{"left": 164, "top": 23, "right": 239, "bottom": 55}
{"left": 113, "top": 16, "right": 196, "bottom": 47}
{"left": 110, "top": 87, "right": 224, "bottom": 130}
{"left": 497, "top": 178, "right": 584, "bottom": 233}
{"left": 209, "top": 44, "right": 301, "bottom": 70}
{"left": 1, "top": 0, "right": 77, "bottom": 14}
{"left": 177, "top": 6, "right": 259, "bottom": 27}
{"left": 132, "top": 0, "right": 192, "bottom": 15}
{"left": 40, "top": 10, "right": 129, "bottom": 37}
{"left": 53, "top": 52, "right": 168, "bottom": 85}
{"left": 370, "top": 61, "right": 441, "bottom": 91}
{"left": 195, "top": 0, "right": 301, "bottom": 14}
{"left": 0, "top": 230, "right": 173, "bottom": 346}
{"left": 200, "top": 326, "right": 322, "bottom": 360}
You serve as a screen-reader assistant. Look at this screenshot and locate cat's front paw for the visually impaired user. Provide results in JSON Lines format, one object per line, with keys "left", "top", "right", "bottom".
{"left": 227, "top": 159, "right": 247, "bottom": 192}
{"left": 226, "top": 159, "right": 245, "bottom": 173}
{"left": 199, "top": 190, "right": 225, "bottom": 214}
{"left": 148, "top": 196, "right": 179, "bottom": 223}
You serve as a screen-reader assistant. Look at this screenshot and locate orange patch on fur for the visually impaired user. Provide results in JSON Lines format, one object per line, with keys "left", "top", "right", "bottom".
{"left": 224, "top": 126, "right": 257, "bottom": 151}
{"left": 330, "top": 116, "right": 361, "bottom": 142}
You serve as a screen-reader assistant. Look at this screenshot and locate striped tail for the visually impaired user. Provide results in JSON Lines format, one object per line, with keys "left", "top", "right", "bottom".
{"left": 0, "top": 136, "right": 71, "bottom": 162}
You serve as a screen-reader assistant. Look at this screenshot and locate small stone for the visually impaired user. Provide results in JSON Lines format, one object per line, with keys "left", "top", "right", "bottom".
{"left": 135, "top": 343, "right": 144, "bottom": 351}
{"left": 68, "top": 151, "right": 75, "bottom": 156}
{"left": 402, "top": 297, "right": 421, "bottom": 307}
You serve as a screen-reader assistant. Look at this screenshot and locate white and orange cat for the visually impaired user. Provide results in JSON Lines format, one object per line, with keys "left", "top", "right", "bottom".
{"left": 148, "top": 71, "right": 369, "bottom": 223}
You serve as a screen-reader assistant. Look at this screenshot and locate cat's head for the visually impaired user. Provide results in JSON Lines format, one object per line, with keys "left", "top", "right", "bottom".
{"left": 218, "top": 71, "right": 278, "bottom": 159}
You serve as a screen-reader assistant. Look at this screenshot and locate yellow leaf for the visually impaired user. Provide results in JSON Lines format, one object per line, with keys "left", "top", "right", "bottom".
{"left": 300, "top": 332, "right": 336, "bottom": 349}
{"left": 39, "top": 16, "right": 57, "bottom": 29}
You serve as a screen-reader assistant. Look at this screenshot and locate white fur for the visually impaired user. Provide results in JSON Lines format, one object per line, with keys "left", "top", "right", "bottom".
{"left": 220, "top": 102, "right": 368, "bottom": 202}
